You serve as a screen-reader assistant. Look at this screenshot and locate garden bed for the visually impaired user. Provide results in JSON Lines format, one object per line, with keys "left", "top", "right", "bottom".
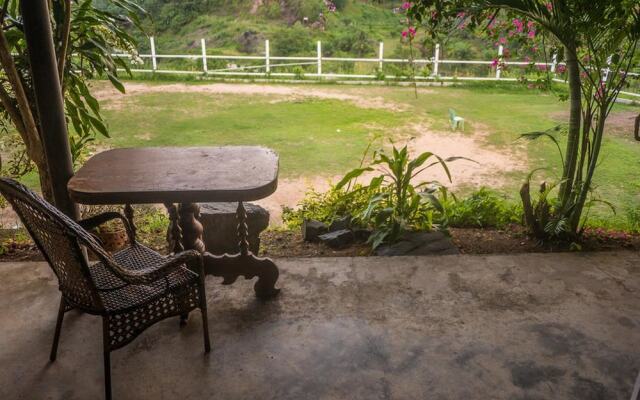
{"left": 2, "top": 225, "right": 638, "bottom": 262}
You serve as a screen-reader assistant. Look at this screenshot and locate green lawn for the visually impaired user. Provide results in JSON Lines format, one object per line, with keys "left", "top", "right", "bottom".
{"left": 100, "top": 92, "right": 403, "bottom": 177}
{"left": 81, "top": 81, "right": 640, "bottom": 229}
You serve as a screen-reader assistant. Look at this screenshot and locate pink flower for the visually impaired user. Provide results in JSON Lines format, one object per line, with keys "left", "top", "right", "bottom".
{"left": 499, "top": 37, "right": 507, "bottom": 45}
{"left": 408, "top": 26, "right": 416, "bottom": 36}
{"left": 513, "top": 18, "right": 524, "bottom": 33}
{"left": 402, "top": 30, "right": 408, "bottom": 38}
{"left": 402, "top": 2, "right": 411, "bottom": 10}
{"left": 456, "top": 12, "right": 466, "bottom": 18}
{"left": 537, "top": 64, "right": 547, "bottom": 71}
{"left": 528, "top": 30, "right": 536, "bottom": 39}
{"left": 491, "top": 59, "right": 499, "bottom": 68}
{"left": 546, "top": 2, "right": 553, "bottom": 11}
{"left": 556, "top": 64, "right": 566, "bottom": 73}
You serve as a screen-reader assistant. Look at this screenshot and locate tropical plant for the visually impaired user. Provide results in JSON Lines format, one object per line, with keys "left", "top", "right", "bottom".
{"left": 335, "top": 142, "right": 463, "bottom": 248}
{"left": 0, "top": 0, "right": 144, "bottom": 200}
{"left": 410, "top": 0, "right": 640, "bottom": 240}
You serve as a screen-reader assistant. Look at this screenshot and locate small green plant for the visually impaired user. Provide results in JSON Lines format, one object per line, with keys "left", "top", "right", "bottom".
{"left": 293, "top": 66, "right": 306, "bottom": 80}
{"left": 626, "top": 206, "right": 640, "bottom": 233}
{"left": 336, "top": 142, "right": 467, "bottom": 248}
{"left": 281, "top": 184, "right": 375, "bottom": 228}
{"left": 442, "top": 187, "right": 521, "bottom": 228}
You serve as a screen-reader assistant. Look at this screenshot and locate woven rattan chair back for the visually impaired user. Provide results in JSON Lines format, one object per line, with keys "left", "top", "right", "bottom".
{"left": 0, "top": 178, "right": 105, "bottom": 311}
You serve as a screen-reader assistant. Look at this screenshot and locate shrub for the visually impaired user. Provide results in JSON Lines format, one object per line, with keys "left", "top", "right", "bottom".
{"left": 335, "top": 142, "right": 464, "bottom": 248}
{"left": 284, "top": 141, "right": 470, "bottom": 249}
{"left": 626, "top": 206, "right": 640, "bottom": 233}
{"left": 272, "top": 23, "right": 314, "bottom": 56}
{"left": 282, "top": 184, "right": 376, "bottom": 228}
{"left": 325, "top": 29, "right": 375, "bottom": 57}
{"left": 288, "top": 0, "right": 325, "bottom": 22}
{"left": 443, "top": 188, "right": 522, "bottom": 228}
{"left": 332, "top": 0, "right": 348, "bottom": 11}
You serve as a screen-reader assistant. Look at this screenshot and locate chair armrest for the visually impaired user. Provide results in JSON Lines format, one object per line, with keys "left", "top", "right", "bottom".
{"left": 103, "top": 249, "right": 202, "bottom": 285}
{"left": 79, "top": 212, "right": 136, "bottom": 244}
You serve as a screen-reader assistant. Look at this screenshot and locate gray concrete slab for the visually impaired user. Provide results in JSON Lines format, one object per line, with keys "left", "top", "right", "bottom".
{"left": 1, "top": 252, "right": 639, "bottom": 400}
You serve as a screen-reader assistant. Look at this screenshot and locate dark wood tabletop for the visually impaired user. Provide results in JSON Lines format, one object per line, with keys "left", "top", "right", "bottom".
{"left": 68, "top": 146, "right": 279, "bottom": 205}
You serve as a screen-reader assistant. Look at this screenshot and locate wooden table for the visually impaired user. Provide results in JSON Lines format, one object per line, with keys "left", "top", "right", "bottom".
{"left": 68, "top": 146, "right": 280, "bottom": 298}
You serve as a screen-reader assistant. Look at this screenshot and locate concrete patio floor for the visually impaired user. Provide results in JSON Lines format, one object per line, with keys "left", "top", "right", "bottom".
{"left": 1, "top": 252, "right": 639, "bottom": 399}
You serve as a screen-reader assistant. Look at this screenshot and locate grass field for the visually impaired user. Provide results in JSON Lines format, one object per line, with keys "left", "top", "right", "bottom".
{"left": 80, "top": 80, "right": 640, "bottom": 229}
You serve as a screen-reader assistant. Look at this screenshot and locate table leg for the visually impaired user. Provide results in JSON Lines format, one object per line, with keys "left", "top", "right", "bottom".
{"left": 166, "top": 203, "right": 205, "bottom": 325}
{"left": 165, "top": 203, "right": 184, "bottom": 254}
{"left": 202, "top": 201, "right": 280, "bottom": 298}
{"left": 123, "top": 204, "right": 136, "bottom": 241}
{"left": 178, "top": 203, "right": 205, "bottom": 253}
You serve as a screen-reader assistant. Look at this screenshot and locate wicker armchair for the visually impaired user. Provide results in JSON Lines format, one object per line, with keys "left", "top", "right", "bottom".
{"left": 0, "top": 178, "right": 210, "bottom": 400}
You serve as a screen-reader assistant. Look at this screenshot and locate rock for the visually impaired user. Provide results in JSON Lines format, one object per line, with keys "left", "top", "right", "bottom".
{"left": 329, "top": 216, "right": 351, "bottom": 232}
{"left": 302, "top": 219, "right": 328, "bottom": 242}
{"left": 353, "top": 228, "right": 372, "bottom": 242}
{"left": 318, "top": 229, "right": 354, "bottom": 249}
{"left": 374, "top": 231, "right": 459, "bottom": 256}
{"left": 198, "top": 202, "right": 269, "bottom": 255}
{"left": 237, "top": 30, "right": 264, "bottom": 53}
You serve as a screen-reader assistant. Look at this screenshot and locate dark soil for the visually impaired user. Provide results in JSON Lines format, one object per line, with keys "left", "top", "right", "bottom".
{"left": 2, "top": 225, "right": 639, "bottom": 261}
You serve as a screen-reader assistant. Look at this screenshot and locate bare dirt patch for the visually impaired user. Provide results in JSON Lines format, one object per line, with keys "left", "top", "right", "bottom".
{"left": 93, "top": 82, "right": 411, "bottom": 112}
{"left": 407, "top": 122, "right": 526, "bottom": 188}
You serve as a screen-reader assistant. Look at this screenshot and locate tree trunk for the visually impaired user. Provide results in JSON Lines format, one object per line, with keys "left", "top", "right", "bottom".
{"left": 559, "top": 45, "right": 582, "bottom": 206}
{"left": 36, "top": 161, "right": 53, "bottom": 202}
{"left": 520, "top": 181, "right": 543, "bottom": 238}
{"left": 570, "top": 106, "right": 607, "bottom": 231}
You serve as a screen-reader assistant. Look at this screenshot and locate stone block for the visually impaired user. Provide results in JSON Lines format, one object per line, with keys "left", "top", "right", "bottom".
{"left": 199, "top": 202, "right": 269, "bottom": 255}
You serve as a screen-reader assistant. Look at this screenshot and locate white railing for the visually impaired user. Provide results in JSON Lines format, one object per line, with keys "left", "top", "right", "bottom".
{"left": 114, "top": 36, "right": 640, "bottom": 99}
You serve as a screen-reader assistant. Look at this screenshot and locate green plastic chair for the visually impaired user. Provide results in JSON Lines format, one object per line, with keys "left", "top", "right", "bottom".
{"left": 449, "top": 108, "right": 465, "bottom": 131}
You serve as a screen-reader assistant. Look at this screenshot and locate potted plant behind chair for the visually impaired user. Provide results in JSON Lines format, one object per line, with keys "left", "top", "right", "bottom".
{"left": 82, "top": 205, "right": 128, "bottom": 252}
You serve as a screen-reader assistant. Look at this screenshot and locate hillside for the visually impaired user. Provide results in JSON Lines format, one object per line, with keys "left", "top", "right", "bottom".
{"left": 97, "top": 1, "right": 552, "bottom": 79}
{"left": 129, "top": 0, "right": 403, "bottom": 56}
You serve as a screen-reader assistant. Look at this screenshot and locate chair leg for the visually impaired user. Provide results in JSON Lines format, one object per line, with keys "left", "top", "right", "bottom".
{"left": 50, "top": 297, "right": 66, "bottom": 362}
{"left": 102, "top": 318, "right": 112, "bottom": 400}
{"left": 200, "top": 295, "right": 211, "bottom": 353}
{"left": 196, "top": 258, "right": 211, "bottom": 352}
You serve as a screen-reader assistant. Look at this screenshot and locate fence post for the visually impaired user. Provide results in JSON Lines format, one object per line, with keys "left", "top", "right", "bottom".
{"left": 150, "top": 36, "right": 157, "bottom": 71}
{"left": 378, "top": 42, "right": 384, "bottom": 71}
{"left": 550, "top": 51, "right": 557, "bottom": 73}
{"left": 265, "top": 39, "right": 270, "bottom": 74}
{"left": 496, "top": 45, "right": 504, "bottom": 79}
{"left": 433, "top": 43, "right": 440, "bottom": 76}
{"left": 201, "top": 38, "right": 208, "bottom": 74}
{"left": 317, "top": 40, "right": 322, "bottom": 76}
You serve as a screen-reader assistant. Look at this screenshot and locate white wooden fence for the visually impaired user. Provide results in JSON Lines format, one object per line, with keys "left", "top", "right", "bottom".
{"left": 114, "top": 36, "right": 640, "bottom": 99}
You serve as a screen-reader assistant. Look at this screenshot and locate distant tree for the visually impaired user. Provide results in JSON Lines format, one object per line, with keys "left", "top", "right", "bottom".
{"left": 411, "top": 0, "right": 640, "bottom": 240}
